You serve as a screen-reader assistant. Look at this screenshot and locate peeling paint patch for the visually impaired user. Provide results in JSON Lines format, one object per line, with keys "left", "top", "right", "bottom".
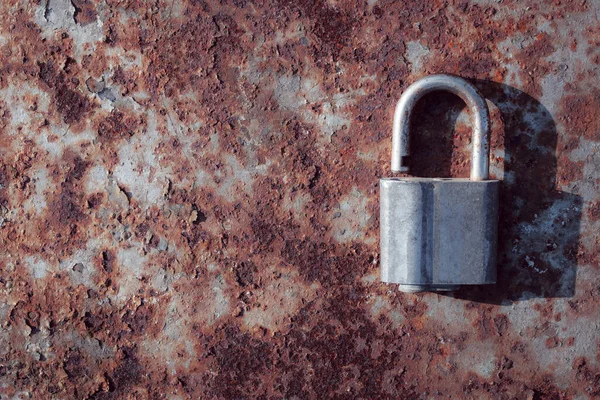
{"left": 25, "top": 256, "right": 50, "bottom": 279}
{"left": 331, "top": 187, "right": 373, "bottom": 244}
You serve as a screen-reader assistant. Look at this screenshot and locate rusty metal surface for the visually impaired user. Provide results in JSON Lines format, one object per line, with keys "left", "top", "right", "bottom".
{"left": 0, "top": 0, "right": 598, "bottom": 398}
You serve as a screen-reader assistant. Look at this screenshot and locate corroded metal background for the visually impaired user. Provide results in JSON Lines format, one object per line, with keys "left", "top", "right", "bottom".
{"left": 0, "top": 0, "right": 598, "bottom": 398}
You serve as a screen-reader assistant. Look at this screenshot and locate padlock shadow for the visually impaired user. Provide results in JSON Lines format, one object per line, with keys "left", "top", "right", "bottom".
{"left": 408, "top": 91, "right": 465, "bottom": 179}
{"left": 431, "top": 80, "right": 583, "bottom": 305}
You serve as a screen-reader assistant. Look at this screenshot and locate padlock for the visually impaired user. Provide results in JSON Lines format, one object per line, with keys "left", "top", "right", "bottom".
{"left": 380, "top": 74, "right": 499, "bottom": 293}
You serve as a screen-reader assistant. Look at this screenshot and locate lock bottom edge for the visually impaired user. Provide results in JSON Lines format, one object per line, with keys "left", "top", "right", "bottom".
{"left": 397, "top": 282, "right": 496, "bottom": 293}
{"left": 398, "top": 284, "right": 461, "bottom": 293}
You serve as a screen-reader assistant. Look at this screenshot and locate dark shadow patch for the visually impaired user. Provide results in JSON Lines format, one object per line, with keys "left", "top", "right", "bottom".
{"left": 420, "top": 81, "right": 584, "bottom": 304}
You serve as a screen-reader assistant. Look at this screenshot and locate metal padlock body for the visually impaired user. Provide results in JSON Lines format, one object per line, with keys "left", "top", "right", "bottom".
{"left": 380, "top": 75, "right": 499, "bottom": 293}
{"left": 380, "top": 178, "right": 498, "bottom": 292}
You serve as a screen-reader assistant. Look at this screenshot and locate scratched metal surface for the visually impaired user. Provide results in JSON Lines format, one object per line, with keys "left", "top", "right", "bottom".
{"left": 0, "top": 0, "right": 598, "bottom": 398}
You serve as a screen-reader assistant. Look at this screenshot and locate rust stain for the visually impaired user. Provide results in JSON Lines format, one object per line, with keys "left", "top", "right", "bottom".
{"left": 0, "top": 0, "right": 598, "bottom": 398}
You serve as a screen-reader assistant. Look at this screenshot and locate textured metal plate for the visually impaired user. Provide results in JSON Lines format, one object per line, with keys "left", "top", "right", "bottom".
{"left": 0, "top": 0, "right": 598, "bottom": 398}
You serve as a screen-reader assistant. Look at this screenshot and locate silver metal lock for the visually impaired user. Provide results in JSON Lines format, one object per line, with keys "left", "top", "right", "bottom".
{"left": 380, "top": 74, "right": 499, "bottom": 293}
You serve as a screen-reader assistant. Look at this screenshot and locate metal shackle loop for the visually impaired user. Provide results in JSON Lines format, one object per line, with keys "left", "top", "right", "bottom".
{"left": 391, "top": 74, "right": 491, "bottom": 181}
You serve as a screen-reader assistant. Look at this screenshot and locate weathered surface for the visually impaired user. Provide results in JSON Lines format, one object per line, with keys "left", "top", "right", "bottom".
{"left": 0, "top": 0, "right": 598, "bottom": 398}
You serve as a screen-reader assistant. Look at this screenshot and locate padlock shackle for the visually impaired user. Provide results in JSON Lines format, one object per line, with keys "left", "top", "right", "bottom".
{"left": 392, "top": 74, "right": 491, "bottom": 181}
